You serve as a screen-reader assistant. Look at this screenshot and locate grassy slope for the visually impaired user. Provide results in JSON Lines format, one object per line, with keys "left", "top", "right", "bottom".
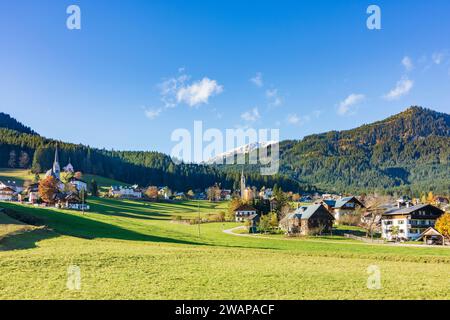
{"left": 0, "top": 196, "right": 449, "bottom": 299}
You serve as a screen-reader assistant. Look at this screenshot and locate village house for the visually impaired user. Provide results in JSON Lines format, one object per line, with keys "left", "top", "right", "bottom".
{"left": 0, "top": 185, "right": 16, "bottom": 201}
{"left": 110, "top": 185, "right": 143, "bottom": 199}
{"left": 381, "top": 204, "right": 444, "bottom": 241}
{"left": 235, "top": 204, "right": 257, "bottom": 222}
{"left": 220, "top": 189, "right": 232, "bottom": 201}
{"left": 280, "top": 204, "right": 335, "bottom": 236}
{"left": 331, "top": 196, "right": 365, "bottom": 221}
{"left": 68, "top": 177, "right": 87, "bottom": 192}
{"left": 246, "top": 214, "right": 260, "bottom": 234}
{"left": 21, "top": 183, "right": 39, "bottom": 203}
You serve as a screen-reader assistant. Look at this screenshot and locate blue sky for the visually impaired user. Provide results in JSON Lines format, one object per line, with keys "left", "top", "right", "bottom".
{"left": 1, "top": 0, "right": 449, "bottom": 155}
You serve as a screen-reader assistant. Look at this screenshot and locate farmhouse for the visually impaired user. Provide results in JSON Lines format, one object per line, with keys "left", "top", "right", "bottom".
{"left": 280, "top": 204, "right": 335, "bottom": 235}
{"left": 332, "top": 196, "right": 365, "bottom": 220}
{"left": 381, "top": 204, "right": 444, "bottom": 241}
{"left": 235, "top": 204, "right": 257, "bottom": 222}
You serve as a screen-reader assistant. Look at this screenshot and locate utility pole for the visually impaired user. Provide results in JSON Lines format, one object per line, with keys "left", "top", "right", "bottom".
{"left": 197, "top": 200, "right": 201, "bottom": 238}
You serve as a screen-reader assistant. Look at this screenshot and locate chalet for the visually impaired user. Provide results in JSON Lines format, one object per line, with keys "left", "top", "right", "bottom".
{"left": 381, "top": 204, "right": 444, "bottom": 241}
{"left": 332, "top": 196, "right": 365, "bottom": 220}
{"left": 235, "top": 204, "right": 257, "bottom": 222}
{"left": 23, "top": 183, "right": 39, "bottom": 203}
{"left": 69, "top": 177, "right": 87, "bottom": 192}
{"left": 0, "top": 186, "right": 16, "bottom": 201}
{"left": 280, "top": 204, "right": 335, "bottom": 236}
{"left": 0, "top": 180, "right": 23, "bottom": 194}
{"left": 64, "top": 192, "right": 90, "bottom": 211}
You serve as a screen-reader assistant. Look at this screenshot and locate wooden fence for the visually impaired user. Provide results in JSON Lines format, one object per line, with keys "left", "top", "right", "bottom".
{"left": 344, "top": 233, "right": 385, "bottom": 244}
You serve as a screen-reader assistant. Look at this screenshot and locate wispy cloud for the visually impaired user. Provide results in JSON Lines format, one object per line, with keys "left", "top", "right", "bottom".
{"left": 383, "top": 77, "right": 413, "bottom": 101}
{"left": 144, "top": 108, "right": 163, "bottom": 120}
{"left": 266, "top": 88, "right": 283, "bottom": 107}
{"left": 286, "top": 114, "right": 311, "bottom": 125}
{"left": 250, "top": 72, "right": 263, "bottom": 87}
{"left": 145, "top": 70, "right": 224, "bottom": 119}
{"left": 177, "top": 78, "right": 223, "bottom": 107}
{"left": 432, "top": 52, "right": 446, "bottom": 65}
{"left": 338, "top": 93, "right": 365, "bottom": 115}
{"left": 402, "top": 56, "right": 413, "bottom": 71}
{"left": 241, "top": 107, "right": 260, "bottom": 122}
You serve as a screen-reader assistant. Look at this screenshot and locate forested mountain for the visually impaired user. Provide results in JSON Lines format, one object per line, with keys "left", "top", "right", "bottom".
{"left": 0, "top": 107, "right": 448, "bottom": 195}
{"left": 0, "top": 120, "right": 300, "bottom": 192}
{"left": 0, "top": 113, "right": 36, "bottom": 135}
{"left": 242, "top": 106, "right": 449, "bottom": 195}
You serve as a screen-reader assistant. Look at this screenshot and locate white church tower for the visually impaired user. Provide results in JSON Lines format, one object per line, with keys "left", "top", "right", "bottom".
{"left": 52, "top": 146, "right": 61, "bottom": 180}
{"left": 240, "top": 169, "right": 246, "bottom": 199}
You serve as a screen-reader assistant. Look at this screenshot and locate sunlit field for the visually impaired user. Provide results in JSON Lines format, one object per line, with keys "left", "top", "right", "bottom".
{"left": 1, "top": 196, "right": 449, "bottom": 300}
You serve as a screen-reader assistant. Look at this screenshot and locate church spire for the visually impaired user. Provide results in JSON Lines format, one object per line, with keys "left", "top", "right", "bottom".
{"left": 240, "top": 169, "right": 246, "bottom": 199}
{"left": 53, "top": 144, "right": 61, "bottom": 180}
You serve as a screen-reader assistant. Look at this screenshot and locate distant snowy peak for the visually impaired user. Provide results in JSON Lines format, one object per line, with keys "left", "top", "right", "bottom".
{"left": 205, "top": 141, "right": 277, "bottom": 164}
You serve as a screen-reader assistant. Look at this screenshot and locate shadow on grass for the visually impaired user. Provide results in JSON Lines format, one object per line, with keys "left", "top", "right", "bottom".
{"left": 0, "top": 203, "right": 204, "bottom": 247}
{"left": 0, "top": 228, "right": 58, "bottom": 251}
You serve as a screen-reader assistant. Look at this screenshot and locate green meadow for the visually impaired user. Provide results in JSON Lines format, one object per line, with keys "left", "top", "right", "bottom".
{"left": 0, "top": 194, "right": 449, "bottom": 299}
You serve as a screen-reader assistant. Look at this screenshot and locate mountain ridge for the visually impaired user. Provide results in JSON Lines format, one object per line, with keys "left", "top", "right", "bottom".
{"left": 0, "top": 106, "right": 448, "bottom": 195}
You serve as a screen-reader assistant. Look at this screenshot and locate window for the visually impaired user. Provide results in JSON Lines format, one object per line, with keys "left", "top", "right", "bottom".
{"left": 398, "top": 220, "right": 405, "bottom": 225}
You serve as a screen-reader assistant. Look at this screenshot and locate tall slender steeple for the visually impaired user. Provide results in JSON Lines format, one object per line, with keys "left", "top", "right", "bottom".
{"left": 240, "top": 169, "right": 246, "bottom": 199}
{"left": 53, "top": 145, "right": 61, "bottom": 180}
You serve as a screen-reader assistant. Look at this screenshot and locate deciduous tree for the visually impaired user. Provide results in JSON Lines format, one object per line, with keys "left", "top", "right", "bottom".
{"left": 435, "top": 213, "right": 450, "bottom": 241}
{"left": 38, "top": 176, "right": 59, "bottom": 204}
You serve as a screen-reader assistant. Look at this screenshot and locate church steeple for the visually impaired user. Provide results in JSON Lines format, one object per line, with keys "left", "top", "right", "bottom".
{"left": 52, "top": 145, "right": 61, "bottom": 180}
{"left": 240, "top": 169, "right": 246, "bottom": 199}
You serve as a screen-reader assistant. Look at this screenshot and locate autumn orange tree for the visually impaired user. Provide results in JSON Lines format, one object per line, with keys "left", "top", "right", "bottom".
{"left": 145, "top": 186, "right": 158, "bottom": 200}
{"left": 435, "top": 213, "right": 450, "bottom": 240}
{"left": 38, "top": 176, "right": 59, "bottom": 204}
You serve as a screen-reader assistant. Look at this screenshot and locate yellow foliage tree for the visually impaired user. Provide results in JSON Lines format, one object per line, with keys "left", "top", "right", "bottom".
{"left": 435, "top": 213, "right": 450, "bottom": 240}
{"left": 427, "top": 191, "right": 434, "bottom": 203}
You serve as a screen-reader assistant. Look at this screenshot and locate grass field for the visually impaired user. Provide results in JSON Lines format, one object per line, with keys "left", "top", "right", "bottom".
{"left": 1, "top": 194, "right": 449, "bottom": 300}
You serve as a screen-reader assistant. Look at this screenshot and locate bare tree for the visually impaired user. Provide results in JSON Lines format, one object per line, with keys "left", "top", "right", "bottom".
{"left": 361, "top": 195, "right": 391, "bottom": 239}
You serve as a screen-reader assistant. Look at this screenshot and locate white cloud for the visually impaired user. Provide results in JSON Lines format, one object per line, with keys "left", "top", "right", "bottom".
{"left": 266, "top": 89, "right": 282, "bottom": 107}
{"left": 402, "top": 56, "right": 413, "bottom": 71}
{"left": 432, "top": 52, "right": 445, "bottom": 65}
{"left": 241, "top": 107, "right": 260, "bottom": 122}
{"left": 286, "top": 114, "right": 300, "bottom": 124}
{"left": 338, "top": 93, "right": 365, "bottom": 115}
{"left": 383, "top": 77, "right": 413, "bottom": 101}
{"left": 250, "top": 72, "right": 263, "bottom": 87}
{"left": 158, "top": 72, "right": 223, "bottom": 108}
{"left": 176, "top": 77, "right": 223, "bottom": 107}
{"left": 159, "top": 74, "right": 190, "bottom": 108}
{"left": 144, "top": 108, "right": 163, "bottom": 120}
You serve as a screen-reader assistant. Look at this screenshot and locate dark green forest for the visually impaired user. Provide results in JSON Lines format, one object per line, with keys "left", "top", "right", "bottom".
{"left": 0, "top": 113, "right": 300, "bottom": 192}
{"left": 0, "top": 107, "right": 449, "bottom": 195}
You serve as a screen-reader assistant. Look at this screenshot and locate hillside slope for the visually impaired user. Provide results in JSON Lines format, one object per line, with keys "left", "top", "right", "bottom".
{"left": 277, "top": 107, "right": 449, "bottom": 193}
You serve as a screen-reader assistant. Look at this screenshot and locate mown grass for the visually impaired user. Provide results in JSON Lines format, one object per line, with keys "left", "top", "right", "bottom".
{"left": 0, "top": 197, "right": 449, "bottom": 299}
